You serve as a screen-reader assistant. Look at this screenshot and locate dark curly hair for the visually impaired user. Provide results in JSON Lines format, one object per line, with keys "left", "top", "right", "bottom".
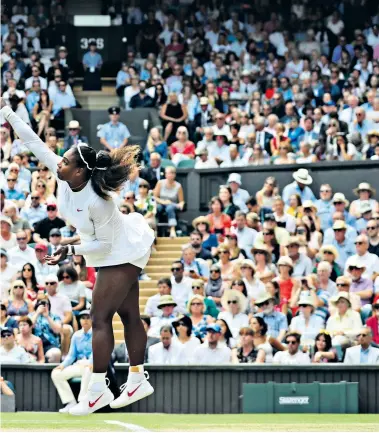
{"left": 72, "top": 144, "right": 140, "bottom": 200}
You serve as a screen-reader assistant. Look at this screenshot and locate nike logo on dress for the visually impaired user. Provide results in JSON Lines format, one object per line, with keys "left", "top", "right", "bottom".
{"left": 77, "top": 209, "right": 83, "bottom": 212}
{"left": 127, "top": 384, "right": 142, "bottom": 397}
{"left": 88, "top": 394, "right": 103, "bottom": 408}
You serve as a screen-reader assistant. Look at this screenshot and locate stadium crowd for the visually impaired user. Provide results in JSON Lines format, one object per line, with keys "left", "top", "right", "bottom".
{"left": 1, "top": 1, "right": 379, "bottom": 411}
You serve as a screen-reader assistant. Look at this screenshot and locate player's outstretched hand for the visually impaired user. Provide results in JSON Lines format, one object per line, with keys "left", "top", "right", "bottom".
{"left": 45, "top": 247, "right": 69, "bottom": 265}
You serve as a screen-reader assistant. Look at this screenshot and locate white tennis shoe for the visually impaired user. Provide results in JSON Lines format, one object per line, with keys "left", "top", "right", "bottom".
{"left": 110, "top": 372, "right": 154, "bottom": 409}
{"left": 69, "top": 387, "right": 114, "bottom": 416}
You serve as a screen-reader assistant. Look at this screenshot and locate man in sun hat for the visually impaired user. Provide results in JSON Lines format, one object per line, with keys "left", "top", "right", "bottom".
{"left": 323, "top": 211, "right": 357, "bottom": 245}
{"left": 255, "top": 292, "right": 288, "bottom": 341}
{"left": 192, "top": 323, "right": 231, "bottom": 364}
{"left": 324, "top": 220, "right": 355, "bottom": 268}
{"left": 331, "top": 192, "right": 356, "bottom": 228}
{"left": 286, "top": 236, "right": 313, "bottom": 277}
{"left": 63, "top": 120, "right": 88, "bottom": 151}
{"left": 345, "top": 234, "right": 379, "bottom": 281}
{"left": 194, "top": 147, "right": 218, "bottom": 169}
{"left": 356, "top": 201, "right": 374, "bottom": 233}
{"left": 194, "top": 96, "right": 212, "bottom": 134}
{"left": 148, "top": 295, "right": 178, "bottom": 338}
{"left": 227, "top": 173, "right": 250, "bottom": 212}
{"left": 351, "top": 182, "right": 378, "bottom": 219}
{"left": 282, "top": 168, "right": 316, "bottom": 206}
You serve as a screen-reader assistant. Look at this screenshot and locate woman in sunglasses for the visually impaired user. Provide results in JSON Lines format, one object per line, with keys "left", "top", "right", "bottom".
{"left": 218, "top": 289, "right": 249, "bottom": 338}
{"left": 24, "top": 179, "right": 56, "bottom": 208}
{"left": 21, "top": 262, "right": 41, "bottom": 302}
{"left": 1, "top": 98, "right": 154, "bottom": 414}
{"left": 31, "top": 162, "right": 56, "bottom": 194}
{"left": 172, "top": 315, "right": 200, "bottom": 363}
{"left": 4, "top": 280, "right": 33, "bottom": 320}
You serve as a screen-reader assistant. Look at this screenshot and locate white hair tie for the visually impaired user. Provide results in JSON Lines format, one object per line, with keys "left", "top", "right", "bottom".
{"left": 77, "top": 142, "right": 93, "bottom": 171}
{"left": 94, "top": 166, "right": 107, "bottom": 171}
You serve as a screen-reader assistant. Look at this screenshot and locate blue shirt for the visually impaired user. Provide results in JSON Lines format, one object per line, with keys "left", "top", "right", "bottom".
{"left": 360, "top": 346, "right": 369, "bottom": 364}
{"left": 182, "top": 259, "right": 210, "bottom": 279}
{"left": 328, "top": 238, "right": 356, "bottom": 268}
{"left": 288, "top": 127, "right": 305, "bottom": 151}
{"left": 255, "top": 311, "right": 288, "bottom": 339}
{"left": 98, "top": 121, "right": 131, "bottom": 149}
{"left": 282, "top": 181, "right": 316, "bottom": 206}
{"left": 82, "top": 51, "right": 102, "bottom": 68}
{"left": 316, "top": 199, "right": 334, "bottom": 232}
{"left": 62, "top": 328, "right": 93, "bottom": 367}
{"left": 26, "top": 91, "right": 40, "bottom": 113}
{"left": 314, "top": 289, "right": 330, "bottom": 322}
{"left": 32, "top": 313, "right": 61, "bottom": 348}
{"left": 20, "top": 205, "right": 48, "bottom": 227}
{"left": 5, "top": 188, "right": 24, "bottom": 200}
{"left": 52, "top": 92, "right": 76, "bottom": 115}
{"left": 116, "top": 70, "right": 129, "bottom": 89}
{"left": 356, "top": 217, "right": 369, "bottom": 233}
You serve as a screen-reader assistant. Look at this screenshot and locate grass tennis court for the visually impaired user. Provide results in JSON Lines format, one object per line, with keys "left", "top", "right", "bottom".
{"left": 2, "top": 412, "right": 379, "bottom": 431}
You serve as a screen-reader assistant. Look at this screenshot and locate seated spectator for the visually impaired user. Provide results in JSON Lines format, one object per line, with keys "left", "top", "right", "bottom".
{"left": 190, "top": 230, "right": 212, "bottom": 262}
{"left": 207, "top": 134, "right": 230, "bottom": 165}
{"left": 275, "top": 256, "right": 299, "bottom": 309}
{"left": 286, "top": 236, "right": 313, "bottom": 277}
{"left": 51, "top": 311, "right": 93, "bottom": 413}
{"left": 16, "top": 316, "right": 44, "bottom": 363}
{"left": 4, "top": 280, "right": 33, "bottom": 320}
{"left": 207, "top": 197, "right": 232, "bottom": 237}
{"left": 30, "top": 297, "right": 62, "bottom": 362}
{"left": 181, "top": 244, "right": 209, "bottom": 281}
{"left": 169, "top": 126, "right": 195, "bottom": 166}
{"left": 4, "top": 174, "right": 25, "bottom": 209}
{"left": 326, "top": 293, "right": 363, "bottom": 348}
{"left": 227, "top": 173, "right": 250, "bottom": 213}
{"left": 255, "top": 292, "right": 288, "bottom": 341}
{"left": 205, "top": 264, "right": 224, "bottom": 306}
{"left": 154, "top": 166, "right": 185, "bottom": 238}
{"left": 315, "top": 261, "right": 337, "bottom": 296}
{"left": 148, "top": 325, "right": 182, "bottom": 364}
{"left": 3, "top": 206, "right": 31, "bottom": 240}
{"left": 192, "top": 323, "right": 232, "bottom": 364}
{"left": 57, "top": 265, "right": 87, "bottom": 325}
{"left": 273, "top": 332, "right": 311, "bottom": 364}
{"left": 254, "top": 215, "right": 290, "bottom": 258}
{"left": 20, "top": 191, "right": 47, "bottom": 225}
{"left": 149, "top": 295, "right": 178, "bottom": 338}
{"left": 51, "top": 80, "right": 76, "bottom": 120}
{"left": 219, "top": 185, "right": 240, "bottom": 220}
{"left": 187, "top": 294, "right": 213, "bottom": 340}
{"left": 33, "top": 203, "right": 65, "bottom": 243}
{"left": 21, "top": 262, "right": 42, "bottom": 302}
{"left": 366, "top": 301, "right": 379, "bottom": 345}
{"left": 144, "top": 128, "right": 168, "bottom": 162}
{"left": 130, "top": 80, "right": 154, "bottom": 109}
{"left": 350, "top": 183, "right": 378, "bottom": 219}
{"left": 72, "top": 255, "right": 96, "bottom": 291}
{"left": 0, "top": 303, "right": 18, "bottom": 334}
{"left": 252, "top": 246, "right": 278, "bottom": 280}
{"left": 344, "top": 327, "right": 379, "bottom": 364}
{"left": 172, "top": 315, "right": 200, "bottom": 364}
{"left": 312, "top": 331, "right": 338, "bottom": 363}
{"left": 63, "top": 121, "right": 88, "bottom": 151}
{"left": 35, "top": 244, "right": 58, "bottom": 284}
{"left": 356, "top": 202, "right": 374, "bottom": 233}
{"left": 0, "top": 327, "right": 30, "bottom": 364}
{"left": 239, "top": 259, "right": 266, "bottom": 302}
{"left": 0, "top": 377, "right": 15, "bottom": 396}
{"left": 8, "top": 231, "right": 36, "bottom": 269}
{"left": 329, "top": 276, "right": 361, "bottom": 315}
{"left": 316, "top": 245, "right": 343, "bottom": 282}
{"left": 169, "top": 261, "right": 192, "bottom": 312}
{"left": 225, "top": 234, "right": 247, "bottom": 260}
{"left": 325, "top": 220, "right": 356, "bottom": 269}
{"left": 191, "top": 280, "right": 219, "bottom": 318}
{"left": 289, "top": 294, "right": 324, "bottom": 345}
{"left": 250, "top": 316, "right": 285, "bottom": 364}
{"left": 0, "top": 217, "right": 17, "bottom": 251}
{"left": 192, "top": 216, "right": 218, "bottom": 255}
{"left": 145, "top": 278, "right": 173, "bottom": 317}
{"left": 32, "top": 90, "right": 52, "bottom": 138}
{"left": 232, "top": 327, "right": 266, "bottom": 364}
{"left": 215, "top": 244, "right": 236, "bottom": 284}
{"left": 345, "top": 234, "right": 379, "bottom": 280}
{"left": 218, "top": 289, "right": 249, "bottom": 339}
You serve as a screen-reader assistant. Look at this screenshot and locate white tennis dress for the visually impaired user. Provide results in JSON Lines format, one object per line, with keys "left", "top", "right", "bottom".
{"left": 1, "top": 106, "right": 155, "bottom": 268}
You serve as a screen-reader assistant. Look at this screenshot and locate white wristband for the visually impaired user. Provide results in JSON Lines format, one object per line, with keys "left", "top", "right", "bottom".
{"left": 66, "top": 245, "right": 73, "bottom": 256}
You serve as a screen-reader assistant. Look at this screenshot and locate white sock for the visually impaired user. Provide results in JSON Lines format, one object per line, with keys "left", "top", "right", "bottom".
{"left": 128, "top": 365, "right": 145, "bottom": 384}
{"left": 88, "top": 372, "right": 107, "bottom": 393}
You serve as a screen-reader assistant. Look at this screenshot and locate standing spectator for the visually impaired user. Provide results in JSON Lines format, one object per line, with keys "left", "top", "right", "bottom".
{"left": 51, "top": 311, "right": 93, "bottom": 413}
{"left": 63, "top": 121, "right": 88, "bottom": 151}
{"left": 192, "top": 324, "right": 232, "bottom": 364}
{"left": 148, "top": 325, "right": 182, "bottom": 364}
{"left": 286, "top": 236, "right": 313, "bottom": 277}
{"left": 98, "top": 106, "right": 130, "bottom": 151}
{"left": 273, "top": 332, "right": 311, "bottom": 364}
{"left": 0, "top": 327, "right": 29, "bottom": 364}
{"left": 82, "top": 41, "right": 102, "bottom": 91}
{"left": 344, "top": 328, "right": 379, "bottom": 364}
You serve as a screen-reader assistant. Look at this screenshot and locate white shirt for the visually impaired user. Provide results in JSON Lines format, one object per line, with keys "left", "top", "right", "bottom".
{"left": 8, "top": 245, "right": 37, "bottom": 269}
{"left": 220, "top": 157, "right": 247, "bottom": 168}
{"left": 212, "top": 124, "right": 231, "bottom": 140}
{"left": 149, "top": 315, "right": 177, "bottom": 338}
{"left": 195, "top": 158, "right": 219, "bottom": 169}
{"left": 48, "top": 293, "right": 72, "bottom": 321}
{"left": 273, "top": 350, "right": 311, "bottom": 365}
{"left": 24, "top": 76, "right": 47, "bottom": 90}
{"left": 57, "top": 281, "right": 86, "bottom": 303}
{"left": 170, "top": 276, "right": 192, "bottom": 311}
{"left": 0, "top": 345, "right": 30, "bottom": 364}
{"left": 1, "top": 233, "right": 17, "bottom": 251}
{"left": 193, "top": 342, "right": 231, "bottom": 364}
{"left": 175, "top": 336, "right": 201, "bottom": 364}
{"left": 345, "top": 252, "right": 379, "bottom": 280}
{"left": 1, "top": 106, "right": 155, "bottom": 268}
{"left": 124, "top": 86, "right": 140, "bottom": 111}
{"left": 232, "top": 188, "right": 250, "bottom": 213}
{"left": 274, "top": 212, "right": 296, "bottom": 234}
{"left": 35, "top": 261, "right": 59, "bottom": 285}
{"left": 217, "top": 311, "right": 249, "bottom": 338}
{"left": 243, "top": 277, "right": 266, "bottom": 301}
{"left": 207, "top": 143, "right": 230, "bottom": 162}
{"left": 0, "top": 263, "right": 18, "bottom": 298}
{"left": 230, "top": 226, "right": 257, "bottom": 259}
{"left": 148, "top": 341, "right": 182, "bottom": 364}
{"left": 290, "top": 314, "right": 325, "bottom": 343}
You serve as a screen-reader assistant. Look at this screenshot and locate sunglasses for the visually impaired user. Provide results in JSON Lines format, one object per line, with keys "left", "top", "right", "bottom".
{"left": 191, "top": 303, "right": 202, "bottom": 306}
{"left": 320, "top": 189, "right": 331, "bottom": 193}
{"left": 232, "top": 282, "right": 244, "bottom": 286}
{"left": 258, "top": 301, "right": 269, "bottom": 307}
{"left": 17, "top": 237, "right": 27, "bottom": 241}
{"left": 62, "top": 275, "right": 71, "bottom": 280}
{"left": 373, "top": 305, "right": 379, "bottom": 310}
{"left": 227, "top": 300, "right": 238, "bottom": 304}
{"left": 219, "top": 251, "right": 229, "bottom": 254}
{"left": 23, "top": 268, "right": 32, "bottom": 271}
{"left": 323, "top": 251, "right": 333, "bottom": 255}
{"left": 288, "top": 244, "right": 299, "bottom": 248}
{"left": 2, "top": 333, "right": 13, "bottom": 338}
{"left": 139, "top": 185, "right": 148, "bottom": 189}
{"left": 45, "top": 282, "right": 57, "bottom": 285}
{"left": 176, "top": 321, "right": 186, "bottom": 326}
{"left": 349, "top": 266, "right": 362, "bottom": 271}
{"left": 7, "top": 179, "right": 16, "bottom": 182}
{"left": 299, "top": 304, "right": 310, "bottom": 308}
{"left": 192, "top": 286, "right": 202, "bottom": 289}
{"left": 13, "top": 285, "right": 24, "bottom": 289}
{"left": 367, "top": 226, "right": 377, "bottom": 230}
{"left": 37, "top": 184, "right": 46, "bottom": 188}
{"left": 279, "top": 146, "right": 288, "bottom": 150}
{"left": 210, "top": 269, "right": 220, "bottom": 273}
{"left": 336, "top": 283, "right": 348, "bottom": 287}
{"left": 31, "top": 196, "right": 40, "bottom": 200}
{"left": 50, "top": 234, "right": 61, "bottom": 237}
{"left": 357, "top": 333, "right": 369, "bottom": 337}
{"left": 47, "top": 207, "right": 56, "bottom": 211}
{"left": 286, "top": 340, "right": 298, "bottom": 345}
{"left": 334, "top": 229, "right": 344, "bottom": 232}
{"left": 38, "top": 167, "right": 49, "bottom": 172}
{"left": 263, "top": 232, "right": 273, "bottom": 235}
{"left": 171, "top": 267, "right": 182, "bottom": 272}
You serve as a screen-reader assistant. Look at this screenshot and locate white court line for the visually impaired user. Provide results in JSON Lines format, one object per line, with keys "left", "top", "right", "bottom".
{"left": 104, "top": 420, "right": 151, "bottom": 432}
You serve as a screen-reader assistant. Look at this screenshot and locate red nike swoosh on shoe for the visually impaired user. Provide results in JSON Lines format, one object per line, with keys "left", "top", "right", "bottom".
{"left": 127, "top": 384, "right": 142, "bottom": 398}
{"left": 77, "top": 209, "right": 83, "bottom": 212}
{"left": 88, "top": 394, "right": 103, "bottom": 408}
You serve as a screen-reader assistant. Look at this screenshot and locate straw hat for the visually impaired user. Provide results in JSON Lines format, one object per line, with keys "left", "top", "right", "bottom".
{"left": 367, "top": 130, "right": 379, "bottom": 138}
{"left": 319, "top": 245, "right": 339, "bottom": 260}
{"left": 157, "top": 295, "right": 177, "bottom": 309}
{"left": 239, "top": 259, "right": 256, "bottom": 270}
{"left": 277, "top": 256, "right": 294, "bottom": 268}
{"left": 0, "top": 216, "right": 13, "bottom": 228}
{"left": 332, "top": 220, "right": 347, "bottom": 230}
{"left": 298, "top": 292, "right": 314, "bottom": 308}
{"left": 192, "top": 216, "right": 210, "bottom": 229}
{"left": 292, "top": 168, "right": 313, "bottom": 185}
{"left": 359, "top": 200, "right": 373, "bottom": 215}
{"left": 221, "top": 289, "right": 248, "bottom": 313}
{"left": 332, "top": 192, "right": 349, "bottom": 207}
{"left": 255, "top": 291, "right": 275, "bottom": 306}
{"left": 200, "top": 97, "right": 209, "bottom": 105}
{"left": 331, "top": 292, "right": 352, "bottom": 307}
{"left": 353, "top": 182, "right": 376, "bottom": 197}
{"left": 302, "top": 200, "right": 317, "bottom": 211}
{"left": 286, "top": 236, "right": 305, "bottom": 247}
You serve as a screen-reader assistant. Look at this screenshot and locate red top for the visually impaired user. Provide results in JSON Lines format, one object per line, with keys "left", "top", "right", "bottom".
{"left": 207, "top": 213, "right": 232, "bottom": 236}
{"left": 366, "top": 315, "right": 379, "bottom": 344}
{"left": 170, "top": 141, "right": 195, "bottom": 157}
{"left": 86, "top": 267, "right": 97, "bottom": 289}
